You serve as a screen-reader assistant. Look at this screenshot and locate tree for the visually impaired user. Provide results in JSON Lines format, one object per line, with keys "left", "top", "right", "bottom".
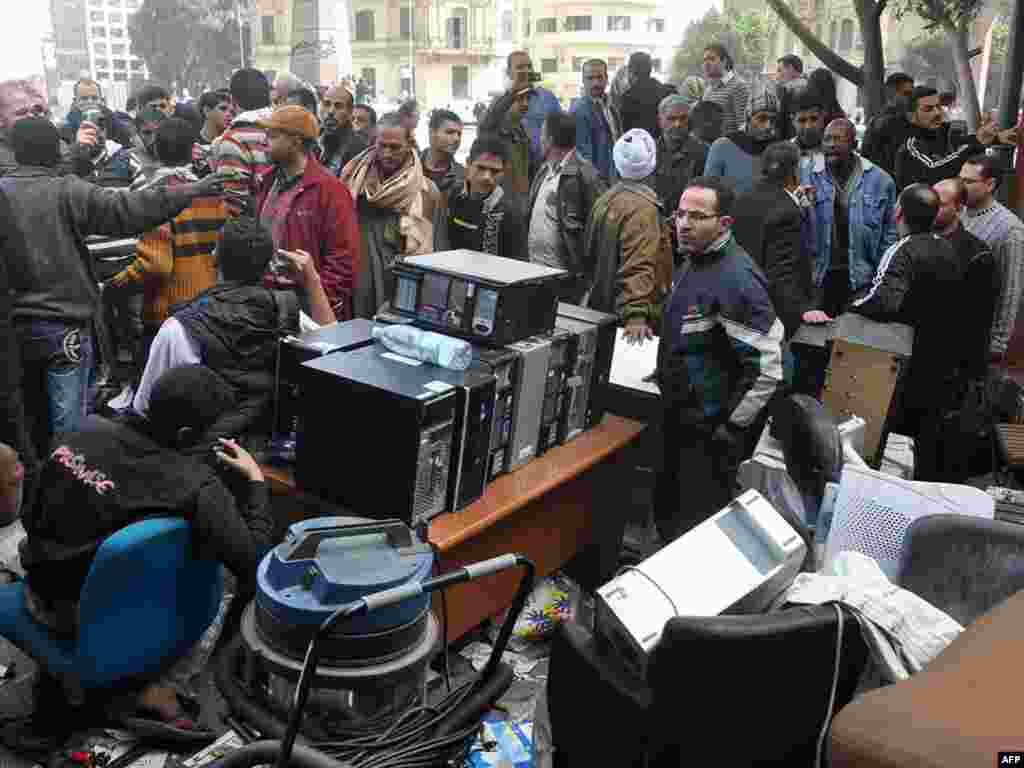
{"left": 672, "top": 7, "right": 778, "bottom": 85}
{"left": 128, "top": 0, "right": 248, "bottom": 96}
{"left": 763, "top": 0, "right": 888, "bottom": 120}
{"left": 891, "top": 0, "right": 985, "bottom": 130}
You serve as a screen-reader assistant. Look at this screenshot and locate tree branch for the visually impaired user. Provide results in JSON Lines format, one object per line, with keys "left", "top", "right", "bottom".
{"left": 764, "top": 0, "right": 864, "bottom": 85}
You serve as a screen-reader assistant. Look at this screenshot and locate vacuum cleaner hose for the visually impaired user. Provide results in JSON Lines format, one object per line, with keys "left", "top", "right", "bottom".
{"left": 214, "top": 634, "right": 294, "bottom": 742}
{"left": 434, "top": 661, "right": 514, "bottom": 737}
{"left": 218, "top": 741, "right": 353, "bottom": 768}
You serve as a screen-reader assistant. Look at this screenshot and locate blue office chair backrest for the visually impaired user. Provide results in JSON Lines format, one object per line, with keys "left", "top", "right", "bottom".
{"left": 75, "top": 517, "right": 223, "bottom": 688}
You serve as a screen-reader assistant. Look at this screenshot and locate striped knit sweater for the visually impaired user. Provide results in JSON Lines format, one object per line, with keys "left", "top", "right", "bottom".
{"left": 114, "top": 168, "right": 226, "bottom": 327}
{"left": 700, "top": 72, "right": 750, "bottom": 136}
{"left": 963, "top": 201, "right": 1024, "bottom": 359}
{"left": 211, "top": 108, "right": 274, "bottom": 217}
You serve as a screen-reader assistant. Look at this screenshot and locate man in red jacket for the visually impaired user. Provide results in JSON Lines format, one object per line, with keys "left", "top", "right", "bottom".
{"left": 255, "top": 105, "right": 360, "bottom": 319}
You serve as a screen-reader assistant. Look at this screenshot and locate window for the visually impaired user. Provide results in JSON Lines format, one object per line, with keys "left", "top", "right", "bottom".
{"left": 608, "top": 16, "right": 630, "bottom": 31}
{"left": 110, "top": 27, "right": 124, "bottom": 37}
{"left": 90, "top": 10, "right": 104, "bottom": 20}
{"left": 89, "top": 0, "right": 102, "bottom": 5}
{"left": 95, "top": 58, "right": 109, "bottom": 69}
{"left": 113, "top": 59, "right": 126, "bottom": 70}
{"left": 400, "top": 7, "right": 414, "bottom": 40}
{"left": 93, "top": 42, "right": 107, "bottom": 52}
{"left": 361, "top": 67, "right": 376, "bottom": 95}
{"left": 261, "top": 15, "right": 275, "bottom": 44}
{"left": 536, "top": 17, "right": 556, "bottom": 33}
{"left": 91, "top": 26, "right": 106, "bottom": 37}
{"left": 839, "top": 19, "right": 854, "bottom": 51}
{"left": 109, "top": 12, "right": 122, "bottom": 23}
{"left": 572, "top": 57, "right": 585, "bottom": 72}
{"left": 111, "top": 43, "right": 125, "bottom": 54}
{"left": 130, "top": 60, "right": 143, "bottom": 70}
{"left": 114, "top": 72, "right": 127, "bottom": 82}
{"left": 651, "top": 58, "right": 662, "bottom": 73}
{"left": 565, "top": 16, "right": 592, "bottom": 31}
{"left": 96, "top": 71, "right": 110, "bottom": 81}
{"left": 523, "top": 10, "right": 530, "bottom": 37}
{"left": 501, "top": 11, "right": 513, "bottom": 41}
{"left": 108, "top": 0, "right": 121, "bottom": 6}
{"left": 648, "top": 17, "right": 665, "bottom": 33}
{"left": 829, "top": 20, "right": 838, "bottom": 50}
{"left": 446, "top": 8, "right": 467, "bottom": 48}
{"left": 452, "top": 65, "right": 469, "bottom": 99}
{"left": 355, "top": 11, "right": 374, "bottom": 41}
{"left": 541, "top": 58, "right": 557, "bottom": 73}
{"left": 125, "top": 0, "right": 138, "bottom": 7}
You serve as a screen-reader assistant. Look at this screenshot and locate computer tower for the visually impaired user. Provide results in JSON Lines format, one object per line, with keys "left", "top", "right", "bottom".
{"left": 296, "top": 344, "right": 496, "bottom": 525}
{"left": 537, "top": 329, "right": 574, "bottom": 456}
{"left": 470, "top": 346, "right": 521, "bottom": 481}
{"left": 273, "top": 319, "right": 378, "bottom": 437}
{"left": 557, "top": 303, "right": 617, "bottom": 433}
{"left": 390, "top": 250, "right": 568, "bottom": 346}
{"left": 505, "top": 335, "right": 553, "bottom": 471}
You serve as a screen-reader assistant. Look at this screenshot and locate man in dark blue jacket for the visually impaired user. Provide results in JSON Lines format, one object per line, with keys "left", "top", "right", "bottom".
{"left": 655, "top": 176, "right": 784, "bottom": 540}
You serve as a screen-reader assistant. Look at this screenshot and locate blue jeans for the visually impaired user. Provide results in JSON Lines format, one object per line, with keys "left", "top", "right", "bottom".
{"left": 16, "top": 320, "right": 94, "bottom": 458}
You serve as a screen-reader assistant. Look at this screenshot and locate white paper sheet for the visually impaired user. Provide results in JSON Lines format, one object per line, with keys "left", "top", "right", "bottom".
{"left": 609, "top": 329, "right": 660, "bottom": 395}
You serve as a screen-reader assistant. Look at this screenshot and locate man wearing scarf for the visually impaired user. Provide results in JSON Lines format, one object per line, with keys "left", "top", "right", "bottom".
{"left": 342, "top": 112, "right": 442, "bottom": 319}
{"left": 704, "top": 89, "right": 779, "bottom": 196}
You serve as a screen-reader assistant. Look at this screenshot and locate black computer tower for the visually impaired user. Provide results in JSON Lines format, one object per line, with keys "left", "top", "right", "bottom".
{"left": 537, "top": 329, "right": 574, "bottom": 456}
{"left": 296, "top": 344, "right": 496, "bottom": 525}
{"left": 557, "top": 304, "right": 617, "bottom": 433}
{"left": 389, "top": 250, "right": 568, "bottom": 346}
{"left": 274, "top": 319, "right": 378, "bottom": 437}
{"left": 470, "top": 346, "right": 521, "bottom": 480}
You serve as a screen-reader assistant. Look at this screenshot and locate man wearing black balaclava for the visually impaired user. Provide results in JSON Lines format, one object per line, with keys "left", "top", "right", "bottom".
{"left": 791, "top": 88, "right": 827, "bottom": 180}
{"left": 703, "top": 88, "right": 778, "bottom": 195}
{"left": 319, "top": 84, "right": 366, "bottom": 177}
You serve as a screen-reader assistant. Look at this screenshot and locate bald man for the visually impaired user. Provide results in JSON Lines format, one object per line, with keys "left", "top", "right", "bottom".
{"left": 805, "top": 118, "right": 898, "bottom": 318}
{"left": 850, "top": 184, "right": 964, "bottom": 478}
{"left": 319, "top": 85, "right": 367, "bottom": 177}
{"left": 934, "top": 178, "right": 998, "bottom": 390}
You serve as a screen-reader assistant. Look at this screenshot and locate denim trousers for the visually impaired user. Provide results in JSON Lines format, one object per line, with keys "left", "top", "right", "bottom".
{"left": 16, "top": 319, "right": 94, "bottom": 459}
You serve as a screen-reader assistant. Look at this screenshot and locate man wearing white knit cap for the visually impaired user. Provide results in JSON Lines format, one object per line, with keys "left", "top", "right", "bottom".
{"left": 583, "top": 128, "right": 672, "bottom": 343}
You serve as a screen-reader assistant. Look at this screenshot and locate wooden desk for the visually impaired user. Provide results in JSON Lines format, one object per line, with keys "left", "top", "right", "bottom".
{"left": 260, "top": 414, "right": 645, "bottom": 641}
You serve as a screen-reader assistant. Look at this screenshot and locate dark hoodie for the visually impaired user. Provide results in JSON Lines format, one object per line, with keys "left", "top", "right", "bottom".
{"left": 704, "top": 130, "right": 777, "bottom": 196}
{"left": 861, "top": 102, "right": 911, "bottom": 177}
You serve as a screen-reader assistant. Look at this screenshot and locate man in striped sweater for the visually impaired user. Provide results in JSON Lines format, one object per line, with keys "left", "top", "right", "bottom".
{"left": 960, "top": 154, "right": 1024, "bottom": 372}
{"left": 110, "top": 118, "right": 226, "bottom": 384}
{"left": 211, "top": 68, "right": 273, "bottom": 217}
{"left": 700, "top": 43, "right": 749, "bottom": 136}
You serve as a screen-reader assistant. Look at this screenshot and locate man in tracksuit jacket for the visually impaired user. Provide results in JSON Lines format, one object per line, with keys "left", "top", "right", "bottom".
{"left": 655, "top": 176, "right": 785, "bottom": 541}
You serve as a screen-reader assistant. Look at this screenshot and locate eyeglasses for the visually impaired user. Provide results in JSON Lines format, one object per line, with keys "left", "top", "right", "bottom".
{"left": 673, "top": 210, "right": 719, "bottom": 223}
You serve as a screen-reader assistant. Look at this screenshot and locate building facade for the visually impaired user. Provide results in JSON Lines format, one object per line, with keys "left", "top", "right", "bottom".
{"left": 348, "top": 0, "right": 501, "bottom": 109}
{"left": 83, "top": 0, "right": 149, "bottom": 89}
{"left": 251, "top": 0, "right": 295, "bottom": 82}
{"left": 512, "top": 0, "right": 673, "bottom": 104}
{"left": 50, "top": 0, "right": 91, "bottom": 83}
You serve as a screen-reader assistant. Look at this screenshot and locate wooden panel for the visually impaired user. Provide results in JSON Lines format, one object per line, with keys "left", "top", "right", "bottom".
{"left": 822, "top": 339, "right": 905, "bottom": 464}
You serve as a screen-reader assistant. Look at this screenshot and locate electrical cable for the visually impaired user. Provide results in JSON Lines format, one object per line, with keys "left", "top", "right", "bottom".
{"left": 428, "top": 540, "right": 452, "bottom": 693}
{"left": 615, "top": 565, "right": 680, "bottom": 616}
{"left": 814, "top": 603, "right": 844, "bottom": 768}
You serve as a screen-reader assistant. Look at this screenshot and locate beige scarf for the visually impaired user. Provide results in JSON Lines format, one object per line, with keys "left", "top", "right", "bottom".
{"left": 342, "top": 149, "right": 433, "bottom": 256}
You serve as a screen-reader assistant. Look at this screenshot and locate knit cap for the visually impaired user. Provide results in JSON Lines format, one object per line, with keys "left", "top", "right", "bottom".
{"left": 613, "top": 128, "right": 657, "bottom": 180}
{"left": 10, "top": 117, "right": 60, "bottom": 167}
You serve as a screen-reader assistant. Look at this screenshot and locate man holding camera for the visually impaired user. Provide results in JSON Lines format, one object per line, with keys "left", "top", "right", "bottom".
{"left": 479, "top": 82, "right": 534, "bottom": 196}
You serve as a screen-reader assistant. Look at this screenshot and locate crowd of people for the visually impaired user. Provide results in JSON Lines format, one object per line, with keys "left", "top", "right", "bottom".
{"left": 0, "top": 40, "right": 1021, "bottom": 731}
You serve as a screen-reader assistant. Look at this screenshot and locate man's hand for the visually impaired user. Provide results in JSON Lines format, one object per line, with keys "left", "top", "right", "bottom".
{"left": 997, "top": 127, "right": 1019, "bottom": 146}
{"left": 977, "top": 120, "right": 999, "bottom": 145}
{"left": 623, "top": 317, "right": 654, "bottom": 345}
{"left": 801, "top": 309, "right": 832, "bottom": 324}
{"left": 76, "top": 121, "right": 98, "bottom": 147}
{"left": 279, "top": 248, "right": 320, "bottom": 289}
{"left": 214, "top": 438, "right": 264, "bottom": 483}
{"left": 107, "top": 270, "right": 130, "bottom": 288}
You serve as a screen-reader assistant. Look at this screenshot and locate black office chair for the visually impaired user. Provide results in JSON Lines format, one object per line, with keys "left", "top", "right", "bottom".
{"left": 548, "top": 606, "right": 868, "bottom": 768}
{"left": 897, "top": 513, "right": 1024, "bottom": 627}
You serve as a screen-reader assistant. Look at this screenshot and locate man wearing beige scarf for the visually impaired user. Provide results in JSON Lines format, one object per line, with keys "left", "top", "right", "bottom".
{"left": 342, "top": 112, "right": 441, "bottom": 319}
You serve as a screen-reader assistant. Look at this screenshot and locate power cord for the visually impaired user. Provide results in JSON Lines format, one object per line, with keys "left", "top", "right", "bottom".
{"left": 428, "top": 540, "right": 452, "bottom": 693}
{"left": 814, "top": 603, "right": 844, "bottom": 768}
{"left": 615, "top": 565, "right": 680, "bottom": 616}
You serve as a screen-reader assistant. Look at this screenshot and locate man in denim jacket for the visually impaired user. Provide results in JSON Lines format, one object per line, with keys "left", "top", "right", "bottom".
{"left": 802, "top": 118, "right": 898, "bottom": 317}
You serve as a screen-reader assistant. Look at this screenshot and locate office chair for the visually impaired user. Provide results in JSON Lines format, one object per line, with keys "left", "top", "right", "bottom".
{"left": 897, "top": 513, "right": 1024, "bottom": 627}
{"left": 548, "top": 606, "right": 868, "bottom": 767}
{"left": 0, "top": 517, "right": 222, "bottom": 706}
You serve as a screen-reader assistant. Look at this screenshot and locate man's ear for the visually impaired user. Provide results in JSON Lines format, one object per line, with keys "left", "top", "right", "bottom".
{"left": 894, "top": 205, "right": 904, "bottom": 224}
{"left": 720, "top": 214, "right": 735, "bottom": 229}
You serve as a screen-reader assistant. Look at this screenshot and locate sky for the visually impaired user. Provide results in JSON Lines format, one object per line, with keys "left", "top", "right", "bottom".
{"left": 0, "top": 2, "right": 51, "bottom": 81}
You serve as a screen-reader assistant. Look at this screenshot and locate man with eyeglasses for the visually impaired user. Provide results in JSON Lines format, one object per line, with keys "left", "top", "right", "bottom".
{"left": 960, "top": 153, "right": 1024, "bottom": 376}
{"left": 654, "top": 176, "right": 784, "bottom": 541}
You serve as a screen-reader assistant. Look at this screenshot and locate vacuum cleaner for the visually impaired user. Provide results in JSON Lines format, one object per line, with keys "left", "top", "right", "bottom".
{"left": 214, "top": 516, "right": 534, "bottom": 768}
